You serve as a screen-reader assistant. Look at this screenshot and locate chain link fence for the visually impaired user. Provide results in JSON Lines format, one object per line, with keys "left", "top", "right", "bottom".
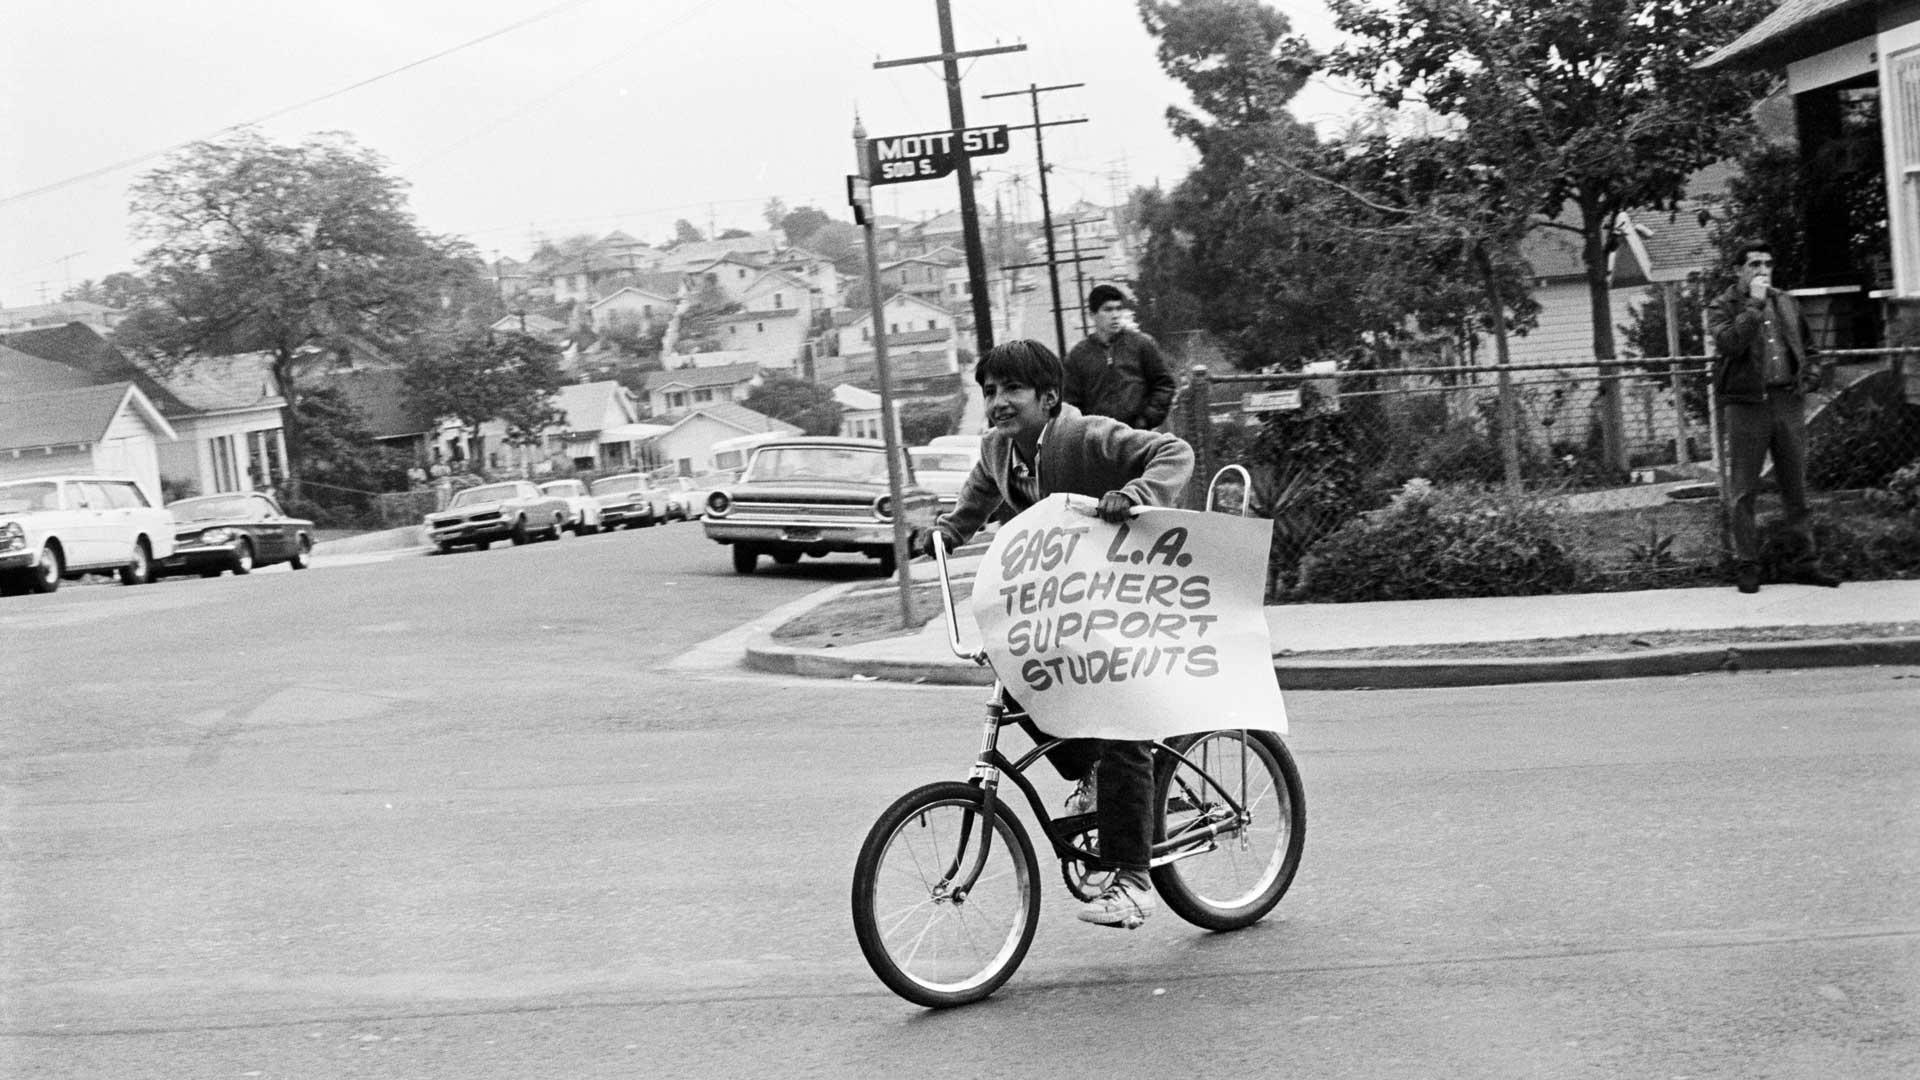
{"left": 1162, "top": 342, "right": 1920, "bottom": 600}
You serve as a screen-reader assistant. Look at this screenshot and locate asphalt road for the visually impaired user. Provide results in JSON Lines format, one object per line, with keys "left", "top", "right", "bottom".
{"left": 3, "top": 522, "right": 1916, "bottom": 1079}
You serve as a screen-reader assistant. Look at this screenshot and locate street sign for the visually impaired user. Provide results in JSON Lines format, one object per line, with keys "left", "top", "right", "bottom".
{"left": 846, "top": 175, "right": 872, "bottom": 226}
{"left": 1242, "top": 389, "right": 1302, "bottom": 413}
{"left": 865, "top": 125, "right": 1011, "bottom": 185}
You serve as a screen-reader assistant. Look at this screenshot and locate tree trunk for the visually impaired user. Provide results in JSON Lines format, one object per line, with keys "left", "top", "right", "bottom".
{"left": 1581, "top": 204, "right": 1629, "bottom": 474}
{"left": 273, "top": 348, "right": 304, "bottom": 502}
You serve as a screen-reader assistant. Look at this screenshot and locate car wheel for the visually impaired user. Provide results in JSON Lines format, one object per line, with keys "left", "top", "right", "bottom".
{"left": 732, "top": 545, "right": 758, "bottom": 574}
{"left": 200, "top": 569, "right": 223, "bottom": 578}
{"left": 550, "top": 515, "right": 566, "bottom": 541}
{"left": 772, "top": 551, "right": 801, "bottom": 565}
{"left": 877, "top": 547, "right": 897, "bottom": 578}
{"left": 119, "top": 540, "right": 154, "bottom": 585}
{"left": 290, "top": 534, "right": 312, "bottom": 570}
{"left": 231, "top": 539, "right": 255, "bottom": 575}
{"left": 511, "top": 517, "right": 531, "bottom": 545}
{"left": 434, "top": 541, "right": 455, "bottom": 555}
{"left": 28, "top": 543, "right": 62, "bottom": 594}
{"left": 475, "top": 541, "right": 491, "bottom": 551}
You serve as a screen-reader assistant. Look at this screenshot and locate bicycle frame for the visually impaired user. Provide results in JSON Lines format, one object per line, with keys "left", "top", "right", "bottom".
{"left": 928, "top": 532, "right": 1262, "bottom": 898}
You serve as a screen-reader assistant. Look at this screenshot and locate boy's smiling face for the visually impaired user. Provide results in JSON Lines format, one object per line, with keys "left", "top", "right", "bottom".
{"left": 980, "top": 374, "right": 1054, "bottom": 441}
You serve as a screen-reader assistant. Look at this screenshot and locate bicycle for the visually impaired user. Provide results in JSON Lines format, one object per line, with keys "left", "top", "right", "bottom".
{"left": 850, "top": 482, "right": 1305, "bottom": 1009}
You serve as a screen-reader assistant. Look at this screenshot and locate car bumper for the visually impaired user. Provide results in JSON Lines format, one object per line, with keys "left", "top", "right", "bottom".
{"left": 703, "top": 518, "right": 899, "bottom": 551}
{"left": 426, "top": 521, "right": 512, "bottom": 544}
{"left": 600, "top": 506, "right": 653, "bottom": 526}
{"left": 0, "top": 548, "right": 35, "bottom": 572}
{"left": 157, "top": 542, "right": 242, "bottom": 573}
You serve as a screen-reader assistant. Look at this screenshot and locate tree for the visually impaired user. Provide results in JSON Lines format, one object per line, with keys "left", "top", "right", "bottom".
{"left": 780, "top": 205, "right": 834, "bottom": 246}
{"left": 128, "top": 130, "right": 480, "bottom": 482}
{"left": 717, "top": 228, "right": 752, "bottom": 240}
{"left": 763, "top": 197, "right": 789, "bottom": 231}
{"left": 673, "top": 219, "right": 705, "bottom": 245}
{"left": 744, "top": 371, "right": 842, "bottom": 435}
{"left": 61, "top": 271, "right": 150, "bottom": 310}
{"left": 404, "top": 331, "right": 567, "bottom": 472}
{"left": 1328, "top": 0, "right": 1773, "bottom": 465}
{"left": 899, "top": 398, "right": 959, "bottom": 445}
{"left": 290, "top": 385, "right": 415, "bottom": 517}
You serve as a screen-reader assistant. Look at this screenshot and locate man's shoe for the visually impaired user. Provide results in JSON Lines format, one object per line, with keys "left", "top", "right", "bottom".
{"left": 1062, "top": 773, "right": 1097, "bottom": 817}
{"left": 1736, "top": 565, "right": 1760, "bottom": 594}
{"left": 1784, "top": 566, "right": 1841, "bottom": 588}
{"left": 1076, "top": 879, "right": 1155, "bottom": 929}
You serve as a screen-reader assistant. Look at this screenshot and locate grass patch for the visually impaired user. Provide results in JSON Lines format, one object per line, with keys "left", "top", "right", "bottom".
{"left": 772, "top": 577, "right": 975, "bottom": 648}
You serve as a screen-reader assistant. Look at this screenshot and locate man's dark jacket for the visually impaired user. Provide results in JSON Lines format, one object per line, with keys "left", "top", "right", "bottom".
{"left": 1063, "top": 328, "right": 1177, "bottom": 429}
{"left": 1706, "top": 284, "right": 1819, "bottom": 403}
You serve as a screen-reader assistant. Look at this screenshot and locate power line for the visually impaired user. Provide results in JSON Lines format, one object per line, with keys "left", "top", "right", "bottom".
{"left": 0, "top": 0, "right": 603, "bottom": 209}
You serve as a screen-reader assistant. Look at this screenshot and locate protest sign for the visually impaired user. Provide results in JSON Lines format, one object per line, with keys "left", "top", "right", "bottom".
{"left": 971, "top": 493, "right": 1288, "bottom": 740}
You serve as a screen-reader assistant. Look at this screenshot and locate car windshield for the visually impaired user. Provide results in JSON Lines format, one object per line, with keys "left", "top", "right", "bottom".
{"left": 590, "top": 476, "right": 645, "bottom": 495}
{"left": 910, "top": 451, "right": 976, "bottom": 473}
{"left": 170, "top": 495, "right": 261, "bottom": 521}
{"left": 745, "top": 446, "right": 889, "bottom": 483}
{"left": 451, "top": 483, "right": 524, "bottom": 507}
{"left": 541, "top": 482, "right": 581, "bottom": 496}
{"left": 0, "top": 481, "right": 59, "bottom": 513}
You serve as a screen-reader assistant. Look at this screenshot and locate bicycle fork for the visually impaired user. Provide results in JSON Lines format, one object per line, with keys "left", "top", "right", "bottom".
{"left": 939, "top": 695, "right": 1012, "bottom": 903}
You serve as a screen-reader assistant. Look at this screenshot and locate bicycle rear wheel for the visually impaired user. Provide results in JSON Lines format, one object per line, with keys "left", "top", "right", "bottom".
{"left": 1151, "top": 728, "right": 1305, "bottom": 931}
{"left": 851, "top": 781, "right": 1040, "bottom": 1008}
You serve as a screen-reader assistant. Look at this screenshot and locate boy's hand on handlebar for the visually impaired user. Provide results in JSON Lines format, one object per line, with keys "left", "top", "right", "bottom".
{"left": 1096, "top": 491, "right": 1136, "bottom": 524}
{"left": 910, "top": 528, "right": 940, "bottom": 559}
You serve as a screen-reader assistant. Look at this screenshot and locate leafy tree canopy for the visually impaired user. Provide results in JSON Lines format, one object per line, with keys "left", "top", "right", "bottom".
{"left": 673, "top": 219, "right": 705, "bottom": 245}
{"left": 405, "top": 331, "right": 568, "bottom": 454}
{"left": 780, "top": 205, "right": 834, "bottom": 246}
{"left": 744, "top": 371, "right": 843, "bottom": 436}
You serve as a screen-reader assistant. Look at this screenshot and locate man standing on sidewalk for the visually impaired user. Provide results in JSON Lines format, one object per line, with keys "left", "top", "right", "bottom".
{"left": 1063, "top": 284, "right": 1177, "bottom": 431}
{"left": 1707, "top": 243, "right": 1840, "bottom": 594}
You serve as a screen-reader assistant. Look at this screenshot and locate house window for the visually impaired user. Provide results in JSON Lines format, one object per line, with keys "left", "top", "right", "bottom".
{"left": 862, "top": 327, "right": 870, "bottom": 341}
{"left": 730, "top": 324, "right": 738, "bottom": 334}
{"left": 927, "top": 320, "right": 935, "bottom": 331}
{"left": 694, "top": 388, "right": 714, "bottom": 403}
{"left": 756, "top": 322, "right": 764, "bottom": 333}
{"left": 738, "top": 268, "right": 747, "bottom": 279}
{"left": 773, "top": 292, "right": 783, "bottom": 308}
{"left": 246, "top": 428, "right": 287, "bottom": 490}
{"left": 890, "top": 322, "right": 899, "bottom": 334}
{"left": 667, "top": 391, "right": 688, "bottom": 409}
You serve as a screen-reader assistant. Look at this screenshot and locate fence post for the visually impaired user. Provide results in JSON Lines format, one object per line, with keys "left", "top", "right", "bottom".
{"left": 1661, "top": 283, "right": 1695, "bottom": 469}
{"left": 1187, "top": 364, "right": 1212, "bottom": 510}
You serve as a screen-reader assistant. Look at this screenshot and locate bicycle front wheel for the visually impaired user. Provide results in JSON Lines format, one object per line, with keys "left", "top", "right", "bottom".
{"left": 1152, "top": 728, "right": 1305, "bottom": 931}
{"left": 851, "top": 781, "right": 1041, "bottom": 1008}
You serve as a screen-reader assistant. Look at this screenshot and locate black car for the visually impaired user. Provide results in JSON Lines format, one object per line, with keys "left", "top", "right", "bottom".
{"left": 159, "top": 491, "right": 315, "bottom": 577}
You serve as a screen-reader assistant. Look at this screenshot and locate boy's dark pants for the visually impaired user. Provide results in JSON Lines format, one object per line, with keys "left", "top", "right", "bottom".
{"left": 1015, "top": 715, "right": 1155, "bottom": 874}
{"left": 1724, "top": 389, "right": 1815, "bottom": 571}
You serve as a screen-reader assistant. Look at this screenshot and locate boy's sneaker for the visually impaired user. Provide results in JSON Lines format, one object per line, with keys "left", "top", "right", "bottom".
{"left": 1063, "top": 774, "right": 1097, "bottom": 816}
{"left": 1077, "top": 879, "right": 1155, "bottom": 929}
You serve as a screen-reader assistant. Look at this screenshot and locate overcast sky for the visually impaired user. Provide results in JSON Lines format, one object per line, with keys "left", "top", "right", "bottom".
{"left": 0, "top": 0, "right": 1355, "bottom": 307}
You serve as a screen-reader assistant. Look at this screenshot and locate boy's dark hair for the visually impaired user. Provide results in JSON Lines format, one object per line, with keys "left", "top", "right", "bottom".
{"left": 1733, "top": 242, "right": 1774, "bottom": 265}
{"left": 1085, "top": 283, "right": 1130, "bottom": 313}
{"left": 976, "top": 339, "right": 1065, "bottom": 416}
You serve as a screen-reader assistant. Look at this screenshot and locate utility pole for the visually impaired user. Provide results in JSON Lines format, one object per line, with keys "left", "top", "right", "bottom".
{"left": 873, "top": 0, "right": 1023, "bottom": 360}
{"left": 982, "top": 81, "right": 1085, "bottom": 359}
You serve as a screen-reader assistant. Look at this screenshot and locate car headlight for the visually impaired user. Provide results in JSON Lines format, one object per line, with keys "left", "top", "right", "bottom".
{"left": 872, "top": 495, "right": 893, "bottom": 520}
{"left": 0, "top": 521, "right": 23, "bottom": 553}
{"left": 200, "top": 527, "right": 235, "bottom": 544}
{"left": 706, "top": 491, "right": 731, "bottom": 517}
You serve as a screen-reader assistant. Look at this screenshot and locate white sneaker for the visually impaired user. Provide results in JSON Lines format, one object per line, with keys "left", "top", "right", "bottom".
{"left": 1062, "top": 774, "right": 1097, "bottom": 817}
{"left": 1077, "top": 879, "right": 1155, "bottom": 928}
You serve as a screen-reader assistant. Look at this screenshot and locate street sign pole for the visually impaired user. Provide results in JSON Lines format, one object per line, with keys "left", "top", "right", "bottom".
{"left": 852, "top": 117, "right": 916, "bottom": 629}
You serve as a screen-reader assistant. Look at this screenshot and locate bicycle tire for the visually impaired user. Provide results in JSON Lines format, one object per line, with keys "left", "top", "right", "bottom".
{"left": 851, "top": 781, "right": 1041, "bottom": 1008}
{"left": 1151, "top": 728, "right": 1305, "bottom": 931}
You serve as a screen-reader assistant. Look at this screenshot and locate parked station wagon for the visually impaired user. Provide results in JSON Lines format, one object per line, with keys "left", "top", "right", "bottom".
{"left": 0, "top": 475, "right": 176, "bottom": 593}
{"left": 700, "top": 437, "right": 938, "bottom": 575}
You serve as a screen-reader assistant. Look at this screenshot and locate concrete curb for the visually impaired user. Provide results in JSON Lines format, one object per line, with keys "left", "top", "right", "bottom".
{"left": 745, "top": 635, "right": 1920, "bottom": 689}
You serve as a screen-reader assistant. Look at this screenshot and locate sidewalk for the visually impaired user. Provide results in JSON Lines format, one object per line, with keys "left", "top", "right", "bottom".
{"left": 745, "top": 552, "right": 1920, "bottom": 689}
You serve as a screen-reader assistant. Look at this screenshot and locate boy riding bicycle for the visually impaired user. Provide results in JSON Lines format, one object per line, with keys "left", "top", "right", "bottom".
{"left": 921, "top": 339, "right": 1194, "bottom": 927}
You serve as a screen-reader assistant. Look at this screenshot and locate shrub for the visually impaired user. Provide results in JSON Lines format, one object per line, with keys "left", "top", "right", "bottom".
{"left": 1292, "top": 481, "right": 1586, "bottom": 601}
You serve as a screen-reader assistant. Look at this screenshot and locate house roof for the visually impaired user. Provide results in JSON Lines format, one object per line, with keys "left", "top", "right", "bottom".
{"left": 743, "top": 268, "right": 813, "bottom": 293}
{"left": 311, "top": 366, "right": 437, "bottom": 440}
{"left": 553, "top": 380, "right": 634, "bottom": 433}
{"left": 590, "top": 285, "right": 678, "bottom": 309}
{"left": 0, "top": 323, "right": 189, "bottom": 413}
{"left": 643, "top": 361, "right": 762, "bottom": 392}
{"left": 490, "top": 313, "right": 568, "bottom": 334}
{"left": 138, "top": 351, "right": 282, "bottom": 412}
{"left": 647, "top": 401, "right": 800, "bottom": 438}
{"left": 0, "top": 299, "right": 122, "bottom": 330}
{"left": 832, "top": 384, "right": 881, "bottom": 411}
{"left": 1622, "top": 204, "right": 1720, "bottom": 282}
{"left": 1697, "top": 0, "right": 1874, "bottom": 71}
{"left": 715, "top": 307, "right": 802, "bottom": 322}
{"left": 0, "top": 382, "right": 176, "bottom": 451}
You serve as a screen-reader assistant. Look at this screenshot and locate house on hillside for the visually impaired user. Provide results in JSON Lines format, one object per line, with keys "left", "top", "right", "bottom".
{"left": 641, "top": 401, "right": 800, "bottom": 477}
{"left": 488, "top": 312, "right": 570, "bottom": 342}
{"left": 833, "top": 384, "right": 884, "bottom": 440}
{"left": 0, "top": 383, "right": 177, "bottom": 502}
{"left": 712, "top": 308, "right": 808, "bottom": 370}
{"left": 589, "top": 285, "right": 679, "bottom": 333}
{"left": 766, "top": 246, "right": 844, "bottom": 308}
{"left": 827, "top": 292, "right": 960, "bottom": 390}
{"left": 545, "top": 380, "right": 648, "bottom": 471}
{"left": 642, "top": 362, "right": 762, "bottom": 415}
{"left": 681, "top": 252, "right": 770, "bottom": 305}
{"left": 0, "top": 300, "right": 126, "bottom": 335}
{"left": 655, "top": 231, "right": 785, "bottom": 273}
{"left": 0, "top": 323, "right": 287, "bottom": 499}
{"left": 878, "top": 256, "right": 951, "bottom": 305}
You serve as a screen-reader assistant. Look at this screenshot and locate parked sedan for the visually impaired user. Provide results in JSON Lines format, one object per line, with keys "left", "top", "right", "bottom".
{"left": 907, "top": 444, "right": 981, "bottom": 515}
{"left": 423, "top": 480, "right": 570, "bottom": 552}
{"left": 587, "top": 474, "right": 659, "bottom": 530}
{"left": 0, "top": 475, "right": 175, "bottom": 594}
{"left": 538, "top": 479, "right": 605, "bottom": 535}
{"left": 701, "top": 436, "right": 938, "bottom": 575}
{"left": 157, "top": 491, "right": 315, "bottom": 577}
